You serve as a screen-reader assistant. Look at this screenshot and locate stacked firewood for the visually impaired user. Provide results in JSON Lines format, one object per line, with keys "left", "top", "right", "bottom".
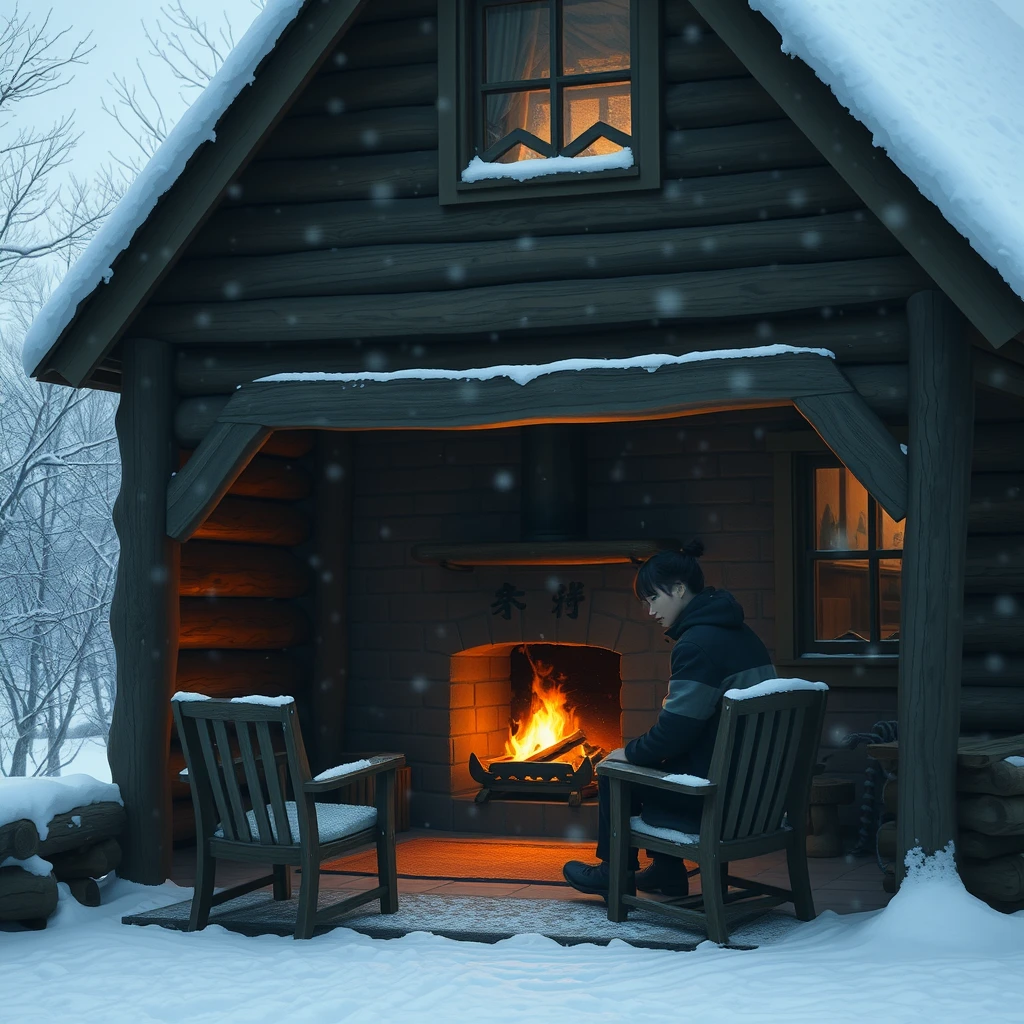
{"left": 0, "top": 802, "right": 125, "bottom": 929}
{"left": 871, "top": 740, "right": 1024, "bottom": 905}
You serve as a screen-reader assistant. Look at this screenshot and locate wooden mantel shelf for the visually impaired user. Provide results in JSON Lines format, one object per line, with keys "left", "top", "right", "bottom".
{"left": 410, "top": 539, "right": 681, "bottom": 568}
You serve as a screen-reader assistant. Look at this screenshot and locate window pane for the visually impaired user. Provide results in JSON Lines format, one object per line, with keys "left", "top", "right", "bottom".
{"left": 563, "top": 81, "right": 631, "bottom": 153}
{"left": 877, "top": 505, "right": 905, "bottom": 550}
{"left": 563, "top": 0, "right": 630, "bottom": 75}
{"left": 814, "top": 466, "right": 868, "bottom": 551}
{"left": 879, "top": 557, "right": 902, "bottom": 639}
{"left": 814, "top": 560, "right": 871, "bottom": 641}
{"left": 485, "top": 89, "right": 551, "bottom": 161}
{"left": 486, "top": 1, "right": 551, "bottom": 83}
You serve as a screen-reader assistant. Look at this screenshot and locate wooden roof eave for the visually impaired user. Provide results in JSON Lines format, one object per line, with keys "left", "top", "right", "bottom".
{"left": 30, "top": 0, "right": 370, "bottom": 389}
{"left": 689, "top": 0, "right": 1024, "bottom": 349}
{"left": 165, "top": 351, "right": 909, "bottom": 542}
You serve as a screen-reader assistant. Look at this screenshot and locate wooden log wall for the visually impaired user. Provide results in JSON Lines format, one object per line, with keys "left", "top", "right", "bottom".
{"left": 170, "top": 430, "right": 316, "bottom": 842}
{"left": 145, "top": 0, "right": 910, "bottom": 415}
{"left": 959, "top": 405, "right": 1024, "bottom": 732}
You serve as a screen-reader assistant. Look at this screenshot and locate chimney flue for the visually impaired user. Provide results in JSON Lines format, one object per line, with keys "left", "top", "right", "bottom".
{"left": 520, "top": 425, "right": 587, "bottom": 542}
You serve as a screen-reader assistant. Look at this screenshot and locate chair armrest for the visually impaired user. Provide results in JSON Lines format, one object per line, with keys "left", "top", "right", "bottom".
{"left": 302, "top": 753, "right": 405, "bottom": 795}
{"left": 597, "top": 758, "right": 718, "bottom": 798}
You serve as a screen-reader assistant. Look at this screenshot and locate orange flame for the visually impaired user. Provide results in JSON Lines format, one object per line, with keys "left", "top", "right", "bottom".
{"left": 504, "top": 650, "right": 583, "bottom": 762}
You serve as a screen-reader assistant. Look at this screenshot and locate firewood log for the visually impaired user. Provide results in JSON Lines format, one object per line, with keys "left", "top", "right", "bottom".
{"left": 49, "top": 838, "right": 121, "bottom": 881}
{"left": 0, "top": 868, "right": 58, "bottom": 922}
{"left": 957, "top": 794, "right": 1024, "bottom": 836}
{"left": 958, "top": 761, "right": 1024, "bottom": 797}
{"left": 64, "top": 877, "right": 101, "bottom": 907}
{"left": 38, "top": 803, "right": 126, "bottom": 858}
{"left": 0, "top": 819, "right": 40, "bottom": 861}
{"left": 490, "top": 730, "right": 587, "bottom": 765}
{"left": 959, "top": 830, "right": 1024, "bottom": 861}
{"left": 960, "top": 854, "right": 1024, "bottom": 902}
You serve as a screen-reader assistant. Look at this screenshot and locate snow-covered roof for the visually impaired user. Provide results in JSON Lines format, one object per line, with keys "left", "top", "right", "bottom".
{"left": 19, "top": 0, "right": 308, "bottom": 377}
{"left": 750, "top": 0, "right": 1024, "bottom": 303}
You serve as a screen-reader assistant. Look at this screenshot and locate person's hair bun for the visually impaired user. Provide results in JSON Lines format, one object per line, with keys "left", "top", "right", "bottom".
{"left": 682, "top": 539, "right": 705, "bottom": 558}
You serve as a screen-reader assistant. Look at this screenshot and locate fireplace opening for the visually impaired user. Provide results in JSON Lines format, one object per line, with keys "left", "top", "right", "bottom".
{"left": 464, "top": 643, "right": 621, "bottom": 806}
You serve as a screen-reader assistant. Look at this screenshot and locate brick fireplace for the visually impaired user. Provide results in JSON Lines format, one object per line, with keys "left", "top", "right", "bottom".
{"left": 343, "top": 411, "right": 786, "bottom": 839}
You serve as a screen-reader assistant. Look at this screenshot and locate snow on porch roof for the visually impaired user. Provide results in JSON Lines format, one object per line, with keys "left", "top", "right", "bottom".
{"left": 750, "top": 0, "right": 1024, "bottom": 305}
{"left": 19, "top": 0, "right": 310, "bottom": 378}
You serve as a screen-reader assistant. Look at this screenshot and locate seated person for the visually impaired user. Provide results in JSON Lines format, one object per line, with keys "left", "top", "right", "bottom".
{"left": 563, "top": 540, "right": 776, "bottom": 898}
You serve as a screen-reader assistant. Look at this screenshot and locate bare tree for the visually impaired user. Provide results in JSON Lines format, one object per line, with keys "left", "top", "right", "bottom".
{"left": 0, "top": 6, "right": 111, "bottom": 316}
{"left": 102, "top": 0, "right": 266, "bottom": 189}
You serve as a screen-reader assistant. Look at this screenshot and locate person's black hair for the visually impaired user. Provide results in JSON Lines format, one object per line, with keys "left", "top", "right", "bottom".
{"left": 632, "top": 540, "right": 706, "bottom": 602}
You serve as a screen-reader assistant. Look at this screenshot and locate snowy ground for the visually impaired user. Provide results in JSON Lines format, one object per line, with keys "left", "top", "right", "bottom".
{"left": 2, "top": 848, "right": 1024, "bottom": 1023}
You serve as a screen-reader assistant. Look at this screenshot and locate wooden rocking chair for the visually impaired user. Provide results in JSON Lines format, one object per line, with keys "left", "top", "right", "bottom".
{"left": 599, "top": 684, "right": 827, "bottom": 945}
{"left": 171, "top": 694, "right": 404, "bottom": 939}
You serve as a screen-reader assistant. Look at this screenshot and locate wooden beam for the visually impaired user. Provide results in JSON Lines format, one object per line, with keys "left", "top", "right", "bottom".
{"left": 664, "top": 120, "right": 824, "bottom": 177}
{"left": 190, "top": 166, "right": 862, "bottom": 257}
{"left": 136, "top": 256, "right": 931, "bottom": 344}
{"left": 191, "top": 496, "right": 310, "bottom": 546}
{"left": 165, "top": 350, "right": 907, "bottom": 541}
{"left": 665, "top": 32, "right": 746, "bottom": 82}
{"left": 166, "top": 421, "right": 269, "bottom": 541}
{"left": 962, "top": 595, "right": 1024, "bottom": 652}
{"left": 972, "top": 423, "right": 1024, "bottom": 471}
{"left": 665, "top": 77, "right": 782, "bottom": 130}
{"left": 258, "top": 105, "right": 437, "bottom": 159}
{"left": 688, "top": 0, "right": 1024, "bottom": 348}
{"left": 175, "top": 396, "right": 231, "bottom": 445}
{"left": 290, "top": 63, "right": 437, "bottom": 117}
{"left": 107, "top": 338, "right": 178, "bottom": 883}
{"left": 794, "top": 390, "right": 908, "bottom": 521}
{"left": 331, "top": 14, "right": 436, "bottom": 70}
{"left": 897, "top": 291, "right": 974, "bottom": 875}
{"left": 172, "top": 315, "right": 910, "bottom": 396}
{"left": 964, "top": 536, "right": 1024, "bottom": 592}
{"left": 156, "top": 211, "right": 901, "bottom": 304}
{"left": 41, "top": 0, "right": 370, "bottom": 387}
{"left": 179, "top": 599, "right": 311, "bottom": 649}
{"left": 310, "top": 434, "right": 354, "bottom": 774}
{"left": 974, "top": 349, "right": 1024, "bottom": 400}
{"left": 180, "top": 542, "right": 310, "bottom": 598}
{"left": 176, "top": 649, "right": 305, "bottom": 697}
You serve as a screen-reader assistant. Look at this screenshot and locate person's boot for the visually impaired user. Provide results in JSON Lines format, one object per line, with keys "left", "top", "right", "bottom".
{"left": 634, "top": 856, "right": 690, "bottom": 898}
{"left": 562, "top": 860, "right": 636, "bottom": 898}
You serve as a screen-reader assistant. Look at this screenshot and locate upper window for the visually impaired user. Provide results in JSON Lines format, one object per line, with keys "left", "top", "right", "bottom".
{"left": 439, "top": 0, "right": 660, "bottom": 203}
{"left": 798, "top": 457, "right": 903, "bottom": 655}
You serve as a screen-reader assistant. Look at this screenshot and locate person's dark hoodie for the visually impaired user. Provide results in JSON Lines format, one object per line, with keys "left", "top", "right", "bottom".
{"left": 625, "top": 587, "right": 775, "bottom": 782}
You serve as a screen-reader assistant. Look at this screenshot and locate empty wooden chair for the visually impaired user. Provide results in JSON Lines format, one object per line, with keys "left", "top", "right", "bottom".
{"left": 171, "top": 693, "right": 403, "bottom": 939}
{"left": 599, "top": 682, "right": 828, "bottom": 945}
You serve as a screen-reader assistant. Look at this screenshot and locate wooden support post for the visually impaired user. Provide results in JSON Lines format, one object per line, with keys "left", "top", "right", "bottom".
{"left": 311, "top": 433, "right": 353, "bottom": 773}
{"left": 107, "top": 338, "right": 179, "bottom": 883}
{"left": 897, "top": 292, "right": 974, "bottom": 880}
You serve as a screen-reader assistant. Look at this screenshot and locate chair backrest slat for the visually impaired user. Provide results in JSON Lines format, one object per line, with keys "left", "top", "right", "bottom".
{"left": 236, "top": 720, "right": 275, "bottom": 845}
{"left": 735, "top": 709, "right": 778, "bottom": 839}
{"left": 762, "top": 707, "right": 808, "bottom": 834}
{"left": 256, "top": 719, "right": 293, "bottom": 845}
{"left": 752, "top": 708, "right": 796, "bottom": 835}
{"left": 196, "top": 717, "right": 235, "bottom": 841}
{"left": 212, "top": 718, "right": 250, "bottom": 843}
{"left": 721, "top": 713, "right": 759, "bottom": 839}
{"left": 710, "top": 689, "right": 827, "bottom": 843}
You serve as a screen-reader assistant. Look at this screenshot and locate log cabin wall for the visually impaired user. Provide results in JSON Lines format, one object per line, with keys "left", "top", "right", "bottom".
{"left": 961, "top": 373, "right": 1024, "bottom": 733}
{"left": 168, "top": 430, "right": 316, "bottom": 842}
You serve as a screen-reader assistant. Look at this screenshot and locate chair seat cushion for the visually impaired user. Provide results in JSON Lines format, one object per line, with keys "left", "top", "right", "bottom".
{"left": 216, "top": 802, "right": 377, "bottom": 843}
{"left": 630, "top": 814, "right": 699, "bottom": 845}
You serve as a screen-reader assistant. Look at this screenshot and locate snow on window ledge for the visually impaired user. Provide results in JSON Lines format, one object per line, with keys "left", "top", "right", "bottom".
{"left": 461, "top": 147, "right": 634, "bottom": 184}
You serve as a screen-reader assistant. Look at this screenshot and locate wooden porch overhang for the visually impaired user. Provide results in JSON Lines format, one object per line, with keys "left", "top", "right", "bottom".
{"left": 167, "top": 350, "right": 908, "bottom": 542}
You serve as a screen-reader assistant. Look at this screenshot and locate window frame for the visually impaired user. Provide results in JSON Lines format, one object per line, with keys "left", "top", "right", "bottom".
{"left": 796, "top": 453, "right": 903, "bottom": 656}
{"left": 769, "top": 431, "right": 904, "bottom": 686}
{"left": 438, "top": 0, "right": 662, "bottom": 205}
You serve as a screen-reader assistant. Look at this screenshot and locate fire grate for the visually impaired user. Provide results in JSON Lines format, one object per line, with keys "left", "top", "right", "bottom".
{"left": 468, "top": 751, "right": 595, "bottom": 807}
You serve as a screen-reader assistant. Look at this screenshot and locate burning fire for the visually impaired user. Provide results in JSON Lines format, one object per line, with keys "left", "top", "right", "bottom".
{"left": 504, "top": 651, "right": 584, "bottom": 762}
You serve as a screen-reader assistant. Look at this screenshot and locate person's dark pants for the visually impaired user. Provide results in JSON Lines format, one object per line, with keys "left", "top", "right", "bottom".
{"left": 595, "top": 773, "right": 703, "bottom": 869}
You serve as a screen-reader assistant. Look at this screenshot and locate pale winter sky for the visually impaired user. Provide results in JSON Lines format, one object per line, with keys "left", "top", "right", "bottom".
{"left": 22, "top": 0, "right": 264, "bottom": 187}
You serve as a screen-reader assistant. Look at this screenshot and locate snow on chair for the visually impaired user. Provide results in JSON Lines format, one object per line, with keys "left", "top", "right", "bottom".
{"left": 599, "top": 679, "right": 828, "bottom": 945}
{"left": 171, "top": 692, "right": 403, "bottom": 939}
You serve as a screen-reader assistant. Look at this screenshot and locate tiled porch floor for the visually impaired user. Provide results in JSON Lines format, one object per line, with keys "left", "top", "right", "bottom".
{"left": 170, "top": 829, "right": 893, "bottom": 918}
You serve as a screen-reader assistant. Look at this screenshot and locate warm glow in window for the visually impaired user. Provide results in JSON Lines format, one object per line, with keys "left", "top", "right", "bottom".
{"left": 481, "top": 0, "right": 632, "bottom": 164}
{"left": 806, "top": 463, "right": 903, "bottom": 649}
